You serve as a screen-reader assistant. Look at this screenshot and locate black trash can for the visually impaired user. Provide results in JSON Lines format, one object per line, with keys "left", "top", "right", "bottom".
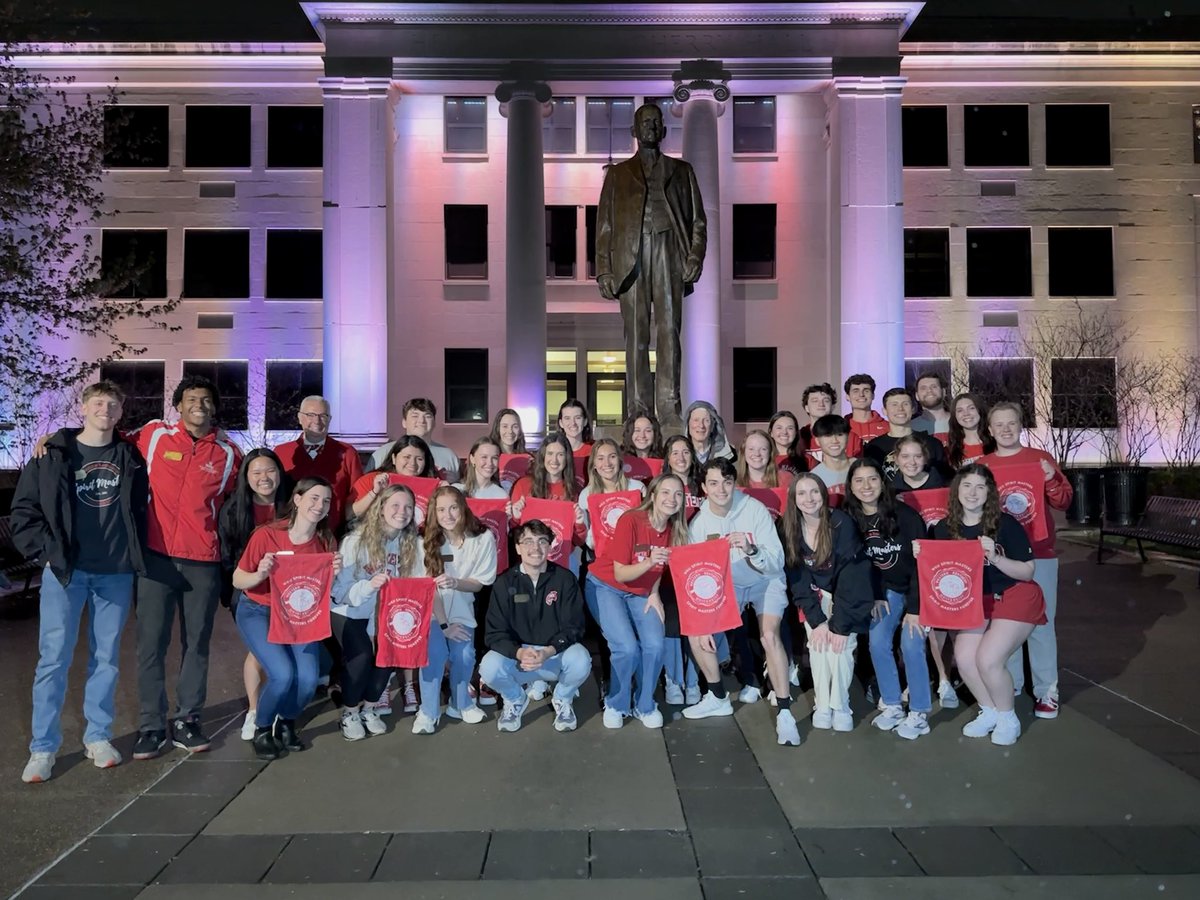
{"left": 1102, "top": 465, "right": 1150, "bottom": 527}
{"left": 1065, "top": 467, "right": 1103, "bottom": 526}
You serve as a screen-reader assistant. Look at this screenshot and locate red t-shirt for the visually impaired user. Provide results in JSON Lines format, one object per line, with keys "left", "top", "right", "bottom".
{"left": 236, "top": 524, "right": 328, "bottom": 605}
{"left": 589, "top": 508, "right": 671, "bottom": 596}
{"left": 961, "top": 442, "right": 986, "bottom": 463}
{"left": 572, "top": 443, "right": 593, "bottom": 458}
{"left": 252, "top": 503, "right": 277, "bottom": 527}
{"left": 744, "top": 471, "right": 793, "bottom": 491}
{"left": 979, "top": 447, "right": 1073, "bottom": 558}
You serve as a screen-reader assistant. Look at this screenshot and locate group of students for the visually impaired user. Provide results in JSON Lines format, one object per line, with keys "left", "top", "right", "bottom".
{"left": 14, "top": 370, "right": 1070, "bottom": 781}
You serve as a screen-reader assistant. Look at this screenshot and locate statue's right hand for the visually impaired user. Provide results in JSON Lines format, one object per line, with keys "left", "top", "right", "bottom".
{"left": 597, "top": 274, "right": 617, "bottom": 300}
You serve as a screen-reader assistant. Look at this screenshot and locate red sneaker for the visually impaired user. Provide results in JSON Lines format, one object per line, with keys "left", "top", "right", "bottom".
{"left": 472, "top": 683, "right": 499, "bottom": 707}
{"left": 1034, "top": 695, "right": 1059, "bottom": 719}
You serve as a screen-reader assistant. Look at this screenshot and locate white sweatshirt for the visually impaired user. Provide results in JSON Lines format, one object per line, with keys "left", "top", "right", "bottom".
{"left": 687, "top": 491, "right": 785, "bottom": 589}
{"left": 436, "top": 530, "right": 498, "bottom": 627}
{"left": 453, "top": 481, "right": 509, "bottom": 500}
{"left": 331, "top": 531, "right": 427, "bottom": 621}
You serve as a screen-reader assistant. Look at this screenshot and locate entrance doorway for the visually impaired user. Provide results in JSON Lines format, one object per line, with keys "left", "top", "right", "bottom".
{"left": 545, "top": 348, "right": 655, "bottom": 434}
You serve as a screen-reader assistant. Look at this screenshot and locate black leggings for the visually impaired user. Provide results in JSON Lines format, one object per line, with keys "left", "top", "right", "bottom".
{"left": 330, "top": 613, "right": 392, "bottom": 708}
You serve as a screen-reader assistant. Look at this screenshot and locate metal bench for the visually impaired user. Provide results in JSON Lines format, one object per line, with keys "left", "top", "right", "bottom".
{"left": 1098, "top": 496, "right": 1200, "bottom": 586}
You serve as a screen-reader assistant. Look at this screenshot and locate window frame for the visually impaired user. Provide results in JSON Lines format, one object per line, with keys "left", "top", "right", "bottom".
{"left": 963, "top": 103, "right": 1030, "bottom": 169}
{"left": 265, "top": 229, "right": 324, "bottom": 300}
{"left": 100, "top": 229, "right": 169, "bottom": 299}
{"left": 97, "top": 360, "right": 166, "bottom": 429}
{"left": 965, "top": 227, "right": 1033, "bottom": 299}
{"left": 182, "top": 229, "right": 251, "bottom": 299}
{"left": 444, "top": 348, "right": 489, "bottom": 424}
{"left": 732, "top": 346, "right": 778, "bottom": 423}
{"left": 901, "top": 105, "right": 950, "bottom": 169}
{"left": 266, "top": 105, "right": 323, "bottom": 169}
{"left": 1047, "top": 226, "right": 1115, "bottom": 299}
{"left": 1044, "top": 103, "right": 1111, "bottom": 168}
{"left": 103, "top": 104, "right": 170, "bottom": 170}
{"left": 443, "top": 204, "right": 489, "bottom": 281}
{"left": 584, "top": 96, "right": 635, "bottom": 156}
{"left": 967, "top": 356, "right": 1036, "bottom": 427}
{"left": 731, "top": 203, "right": 778, "bottom": 281}
{"left": 903, "top": 227, "right": 952, "bottom": 298}
{"left": 443, "top": 96, "right": 489, "bottom": 155}
{"left": 264, "top": 360, "right": 323, "bottom": 431}
{"left": 183, "top": 105, "right": 252, "bottom": 169}
{"left": 1050, "top": 357, "right": 1118, "bottom": 429}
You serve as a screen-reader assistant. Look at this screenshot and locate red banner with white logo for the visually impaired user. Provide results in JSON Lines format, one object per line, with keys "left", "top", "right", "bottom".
{"left": 268, "top": 552, "right": 334, "bottom": 644}
{"left": 899, "top": 487, "right": 951, "bottom": 527}
{"left": 671, "top": 540, "right": 742, "bottom": 636}
{"left": 740, "top": 486, "right": 788, "bottom": 519}
{"left": 521, "top": 497, "right": 577, "bottom": 567}
{"left": 993, "top": 463, "right": 1049, "bottom": 544}
{"left": 623, "top": 455, "right": 664, "bottom": 482}
{"left": 466, "top": 497, "right": 509, "bottom": 573}
{"left": 916, "top": 539, "right": 985, "bottom": 630}
{"left": 499, "top": 453, "right": 532, "bottom": 485}
{"left": 387, "top": 475, "right": 440, "bottom": 529}
{"left": 375, "top": 577, "right": 437, "bottom": 668}
{"left": 587, "top": 489, "right": 642, "bottom": 558}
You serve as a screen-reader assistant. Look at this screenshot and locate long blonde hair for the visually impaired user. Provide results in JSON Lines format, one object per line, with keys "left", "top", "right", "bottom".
{"left": 781, "top": 473, "right": 832, "bottom": 570}
{"left": 586, "top": 438, "right": 631, "bottom": 494}
{"left": 633, "top": 473, "right": 691, "bottom": 547}
{"left": 735, "top": 429, "right": 783, "bottom": 487}
{"left": 354, "top": 484, "right": 421, "bottom": 576}
{"left": 460, "top": 436, "right": 502, "bottom": 495}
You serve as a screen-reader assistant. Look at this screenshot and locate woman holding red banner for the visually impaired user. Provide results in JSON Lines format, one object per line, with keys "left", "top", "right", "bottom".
{"left": 455, "top": 437, "right": 509, "bottom": 500}
{"left": 510, "top": 432, "right": 586, "bottom": 572}
{"left": 587, "top": 473, "right": 689, "bottom": 729}
{"left": 891, "top": 435, "right": 946, "bottom": 495}
{"left": 349, "top": 435, "right": 439, "bottom": 519}
{"left": 489, "top": 408, "right": 528, "bottom": 455}
{"left": 768, "top": 411, "right": 808, "bottom": 476}
{"left": 330, "top": 484, "right": 424, "bottom": 742}
{"left": 578, "top": 439, "right": 646, "bottom": 561}
{"left": 980, "top": 401, "right": 1072, "bottom": 721}
{"left": 782, "top": 473, "right": 874, "bottom": 733}
{"left": 736, "top": 430, "right": 793, "bottom": 491}
{"left": 233, "top": 477, "right": 342, "bottom": 759}
{"left": 919, "top": 464, "right": 1043, "bottom": 745}
{"left": 947, "top": 393, "right": 996, "bottom": 469}
{"left": 414, "top": 486, "right": 498, "bottom": 733}
{"left": 843, "top": 458, "right": 934, "bottom": 741}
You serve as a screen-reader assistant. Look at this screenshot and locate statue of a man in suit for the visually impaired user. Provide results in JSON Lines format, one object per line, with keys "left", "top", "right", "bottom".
{"left": 596, "top": 103, "right": 707, "bottom": 431}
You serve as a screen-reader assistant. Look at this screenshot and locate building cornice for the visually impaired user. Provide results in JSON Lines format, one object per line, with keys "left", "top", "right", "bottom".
{"left": 9, "top": 42, "right": 325, "bottom": 64}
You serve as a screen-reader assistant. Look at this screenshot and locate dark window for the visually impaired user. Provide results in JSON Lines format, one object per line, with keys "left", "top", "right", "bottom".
{"left": 585, "top": 205, "right": 597, "bottom": 279}
{"left": 902, "top": 106, "right": 949, "bottom": 167}
{"left": 967, "top": 357, "right": 1035, "bottom": 426}
{"left": 645, "top": 97, "right": 683, "bottom": 154}
{"left": 733, "top": 347, "right": 777, "bottom": 422}
{"left": 444, "top": 96, "right": 487, "bottom": 153}
{"left": 1051, "top": 358, "right": 1117, "bottom": 429}
{"left": 183, "top": 230, "right": 250, "bottom": 298}
{"left": 543, "top": 97, "right": 577, "bottom": 154}
{"left": 1048, "top": 227, "right": 1114, "bottom": 297}
{"left": 267, "top": 106, "right": 322, "bottom": 168}
{"left": 265, "top": 361, "right": 323, "bottom": 430}
{"left": 732, "top": 96, "right": 776, "bottom": 153}
{"left": 266, "top": 230, "right": 323, "bottom": 299}
{"left": 904, "top": 228, "right": 951, "bottom": 297}
{"left": 585, "top": 97, "right": 634, "bottom": 155}
{"left": 545, "top": 206, "right": 576, "bottom": 279}
{"left": 904, "top": 359, "right": 952, "bottom": 395}
{"left": 1045, "top": 104, "right": 1110, "bottom": 167}
{"left": 100, "top": 230, "right": 168, "bottom": 298}
{"left": 97, "top": 360, "right": 165, "bottom": 428}
{"left": 444, "top": 205, "right": 488, "bottom": 279}
{"left": 966, "top": 228, "right": 1031, "bottom": 297}
{"left": 182, "top": 360, "right": 249, "bottom": 430}
{"left": 732, "top": 204, "right": 776, "bottom": 280}
{"left": 445, "top": 349, "right": 489, "bottom": 423}
{"left": 103, "top": 105, "right": 169, "bottom": 168}
{"left": 185, "top": 106, "right": 251, "bottom": 168}
{"left": 964, "top": 104, "right": 1029, "bottom": 167}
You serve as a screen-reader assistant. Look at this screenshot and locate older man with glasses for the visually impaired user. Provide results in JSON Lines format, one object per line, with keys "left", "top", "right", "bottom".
{"left": 273, "top": 395, "right": 362, "bottom": 534}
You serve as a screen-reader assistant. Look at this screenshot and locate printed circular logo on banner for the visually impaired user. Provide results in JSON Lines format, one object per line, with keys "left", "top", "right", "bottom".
{"left": 920, "top": 505, "right": 948, "bottom": 526}
{"left": 684, "top": 561, "right": 726, "bottom": 611}
{"left": 547, "top": 518, "right": 567, "bottom": 555}
{"left": 600, "top": 497, "right": 632, "bottom": 533}
{"left": 280, "top": 576, "right": 324, "bottom": 625}
{"left": 1001, "top": 483, "right": 1035, "bottom": 521}
{"left": 386, "top": 598, "right": 425, "bottom": 650}
{"left": 930, "top": 561, "right": 974, "bottom": 610}
{"left": 414, "top": 500, "right": 428, "bottom": 528}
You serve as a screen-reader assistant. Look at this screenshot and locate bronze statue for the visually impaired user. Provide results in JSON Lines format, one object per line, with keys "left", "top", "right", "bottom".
{"left": 596, "top": 103, "right": 707, "bottom": 431}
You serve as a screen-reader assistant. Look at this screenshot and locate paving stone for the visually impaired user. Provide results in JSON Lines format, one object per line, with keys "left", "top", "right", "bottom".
{"left": 589, "top": 830, "right": 697, "bottom": 878}
{"left": 373, "top": 831, "right": 490, "bottom": 881}
{"left": 690, "top": 828, "right": 812, "bottom": 877}
{"left": 795, "top": 827, "right": 922, "bottom": 877}
{"left": 37, "top": 834, "right": 192, "bottom": 885}
{"left": 820, "top": 874, "right": 1200, "bottom": 900}
{"left": 994, "top": 826, "right": 1140, "bottom": 875}
{"left": 1093, "top": 825, "right": 1200, "bottom": 873}
{"left": 895, "top": 827, "right": 1031, "bottom": 876}
{"left": 483, "top": 830, "right": 590, "bottom": 879}
{"left": 136, "top": 881, "right": 706, "bottom": 899}
{"left": 146, "top": 760, "right": 264, "bottom": 800}
{"left": 155, "top": 834, "right": 289, "bottom": 884}
{"left": 23, "top": 887, "right": 146, "bottom": 900}
{"left": 264, "top": 832, "right": 391, "bottom": 882}
{"left": 700, "top": 876, "right": 826, "bottom": 900}
{"left": 98, "top": 793, "right": 231, "bottom": 836}
{"left": 666, "top": 738, "right": 765, "bottom": 790}
{"left": 678, "top": 787, "right": 790, "bottom": 831}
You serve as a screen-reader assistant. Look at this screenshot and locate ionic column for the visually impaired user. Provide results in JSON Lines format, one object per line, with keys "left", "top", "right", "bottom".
{"left": 833, "top": 76, "right": 907, "bottom": 391}
{"left": 496, "top": 78, "right": 552, "bottom": 445}
{"left": 319, "top": 76, "right": 392, "bottom": 445}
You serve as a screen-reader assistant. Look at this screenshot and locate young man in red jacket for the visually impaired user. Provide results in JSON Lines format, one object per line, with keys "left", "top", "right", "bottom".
{"left": 272, "top": 395, "right": 361, "bottom": 534}
{"left": 843, "top": 374, "right": 890, "bottom": 443}
{"left": 133, "top": 375, "right": 241, "bottom": 759}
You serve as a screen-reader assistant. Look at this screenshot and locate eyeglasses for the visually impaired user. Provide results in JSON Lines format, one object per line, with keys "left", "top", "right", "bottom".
{"left": 300, "top": 412, "right": 331, "bottom": 421}
{"left": 518, "top": 538, "right": 552, "bottom": 549}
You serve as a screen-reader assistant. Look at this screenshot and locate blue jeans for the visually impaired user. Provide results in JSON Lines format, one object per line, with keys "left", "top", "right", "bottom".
{"left": 868, "top": 589, "right": 932, "bottom": 713}
{"left": 30, "top": 567, "right": 134, "bottom": 753}
{"left": 662, "top": 638, "right": 698, "bottom": 689}
{"left": 588, "top": 578, "right": 665, "bottom": 715}
{"left": 478, "top": 644, "right": 592, "bottom": 702}
{"left": 419, "top": 625, "right": 475, "bottom": 720}
{"left": 234, "top": 599, "right": 320, "bottom": 727}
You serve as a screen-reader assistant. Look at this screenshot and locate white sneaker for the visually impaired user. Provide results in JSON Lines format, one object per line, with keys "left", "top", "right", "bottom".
{"left": 991, "top": 711, "right": 1022, "bottom": 746}
{"left": 497, "top": 694, "right": 529, "bottom": 733}
{"left": 766, "top": 690, "right": 778, "bottom": 708}
{"left": 895, "top": 710, "right": 930, "bottom": 741}
{"left": 682, "top": 692, "right": 734, "bottom": 719}
{"left": 84, "top": 740, "right": 122, "bottom": 769}
{"left": 664, "top": 679, "right": 685, "bottom": 705}
{"left": 962, "top": 706, "right": 999, "bottom": 738}
{"left": 832, "top": 709, "right": 854, "bottom": 732}
{"left": 526, "top": 679, "right": 550, "bottom": 701}
{"left": 938, "top": 680, "right": 960, "bottom": 709}
{"left": 738, "top": 685, "right": 761, "bottom": 704}
{"left": 551, "top": 697, "right": 578, "bottom": 732}
{"left": 341, "top": 709, "right": 366, "bottom": 741}
{"left": 449, "top": 704, "right": 486, "bottom": 724}
{"left": 775, "top": 709, "right": 801, "bottom": 746}
{"left": 22, "top": 752, "right": 54, "bottom": 783}
{"left": 812, "top": 707, "right": 833, "bottom": 730}
{"left": 789, "top": 661, "right": 801, "bottom": 687}
{"left": 603, "top": 706, "right": 625, "bottom": 729}
{"left": 684, "top": 685, "right": 702, "bottom": 706}
{"left": 361, "top": 709, "right": 387, "bottom": 736}
{"left": 411, "top": 711, "right": 438, "bottom": 735}
{"left": 872, "top": 704, "right": 905, "bottom": 732}
{"left": 633, "top": 706, "right": 664, "bottom": 729}
{"left": 240, "top": 710, "right": 257, "bottom": 741}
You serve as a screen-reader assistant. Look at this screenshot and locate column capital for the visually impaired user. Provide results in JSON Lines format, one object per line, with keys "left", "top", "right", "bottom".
{"left": 672, "top": 58, "right": 731, "bottom": 109}
{"left": 317, "top": 76, "right": 392, "bottom": 100}
{"left": 495, "top": 80, "right": 553, "bottom": 104}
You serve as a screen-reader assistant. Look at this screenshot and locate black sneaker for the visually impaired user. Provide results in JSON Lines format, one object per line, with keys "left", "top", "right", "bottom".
{"left": 172, "top": 718, "right": 212, "bottom": 753}
{"left": 132, "top": 730, "right": 169, "bottom": 760}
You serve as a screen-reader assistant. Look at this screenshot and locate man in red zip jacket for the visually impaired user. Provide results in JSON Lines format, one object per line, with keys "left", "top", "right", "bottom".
{"left": 132, "top": 375, "right": 240, "bottom": 759}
